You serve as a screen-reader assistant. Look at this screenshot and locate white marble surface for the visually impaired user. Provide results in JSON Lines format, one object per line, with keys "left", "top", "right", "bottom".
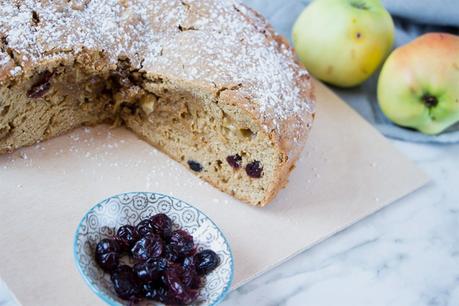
{"left": 1, "top": 140, "right": 458, "bottom": 306}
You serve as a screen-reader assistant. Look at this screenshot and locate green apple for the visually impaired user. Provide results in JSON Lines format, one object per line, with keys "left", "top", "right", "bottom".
{"left": 292, "top": 0, "right": 394, "bottom": 87}
{"left": 378, "top": 33, "right": 459, "bottom": 135}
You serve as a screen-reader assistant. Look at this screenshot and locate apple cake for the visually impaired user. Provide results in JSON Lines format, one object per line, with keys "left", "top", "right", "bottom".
{"left": 0, "top": 0, "right": 315, "bottom": 206}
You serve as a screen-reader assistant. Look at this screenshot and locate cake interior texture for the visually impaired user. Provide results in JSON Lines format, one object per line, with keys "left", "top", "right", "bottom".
{"left": 0, "top": 0, "right": 315, "bottom": 206}
{"left": 0, "top": 54, "right": 294, "bottom": 205}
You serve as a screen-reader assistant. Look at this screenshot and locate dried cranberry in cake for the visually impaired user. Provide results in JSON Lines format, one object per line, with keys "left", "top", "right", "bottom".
{"left": 133, "top": 257, "right": 167, "bottom": 282}
{"left": 96, "top": 238, "right": 120, "bottom": 255}
{"left": 194, "top": 249, "right": 220, "bottom": 275}
{"left": 27, "top": 71, "right": 52, "bottom": 99}
{"left": 245, "top": 160, "right": 263, "bottom": 178}
{"left": 95, "top": 251, "right": 119, "bottom": 272}
{"left": 116, "top": 225, "right": 140, "bottom": 251}
{"left": 150, "top": 213, "right": 173, "bottom": 239}
{"left": 111, "top": 265, "right": 141, "bottom": 301}
{"left": 131, "top": 234, "right": 164, "bottom": 261}
{"left": 226, "top": 154, "right": 242, "bottom": 169}
{"left": 187, "top": 160, "right": 203, "bottom": 172}
{"left": 169, "top": 229, "right": 195, "bottom": 257}
{"left": 111, "top": 70, "right": 132, "bottom": 89}
{"left": 136, "top": 219, "right": 155, "bottom": 237}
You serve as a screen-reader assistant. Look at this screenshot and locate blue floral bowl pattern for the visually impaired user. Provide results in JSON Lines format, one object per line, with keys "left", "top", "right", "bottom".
{"left": 74, "top": 192, "right": 233, "bottom": 305}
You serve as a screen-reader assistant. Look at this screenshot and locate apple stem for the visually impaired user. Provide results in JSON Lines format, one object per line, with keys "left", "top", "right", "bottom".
{"left": 421, "top": 94, "right": 439, "bottom": 108}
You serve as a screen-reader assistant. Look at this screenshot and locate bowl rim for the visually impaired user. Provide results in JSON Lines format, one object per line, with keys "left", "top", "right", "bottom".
{"left": 73, "top": 191, "right": 234, "bottom": 306}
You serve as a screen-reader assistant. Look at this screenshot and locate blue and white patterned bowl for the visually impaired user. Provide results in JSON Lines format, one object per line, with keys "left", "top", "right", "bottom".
{"left": 74, "top": 192, "right": 233, "bottom": 306}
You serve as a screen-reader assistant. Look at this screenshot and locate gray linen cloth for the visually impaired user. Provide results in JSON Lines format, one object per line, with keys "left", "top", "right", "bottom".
{"left": 242, "top": 0, "right": 459, "bottom": 143}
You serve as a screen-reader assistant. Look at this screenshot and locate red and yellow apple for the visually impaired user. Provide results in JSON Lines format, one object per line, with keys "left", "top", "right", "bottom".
{"left": 378, "top": 33, "right": 459, "bottom": 135}
{"left": 292, "top": 0, "right": 394, "bottom": 87}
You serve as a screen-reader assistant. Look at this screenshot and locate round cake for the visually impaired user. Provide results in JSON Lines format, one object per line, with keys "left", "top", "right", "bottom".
{"left": 0, "top": 0, "right": 315, "bottom": 206}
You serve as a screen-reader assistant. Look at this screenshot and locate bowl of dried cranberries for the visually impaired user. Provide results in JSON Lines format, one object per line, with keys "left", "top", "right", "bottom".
{"left": 74, "top": 192, "right": 233, "bottom": 305}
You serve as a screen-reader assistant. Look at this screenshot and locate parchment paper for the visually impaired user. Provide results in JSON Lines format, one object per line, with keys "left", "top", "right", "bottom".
{"left": 0, "top": 81, "right": 428, "bottom": 305}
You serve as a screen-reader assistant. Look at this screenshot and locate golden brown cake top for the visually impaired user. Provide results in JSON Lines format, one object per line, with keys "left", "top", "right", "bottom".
{"left": 0, "top": 0, "right": 314, "bottom": 156}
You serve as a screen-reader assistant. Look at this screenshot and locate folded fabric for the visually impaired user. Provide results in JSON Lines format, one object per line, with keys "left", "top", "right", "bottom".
{"left": 242, "top": 0, "right": 459, "bottom": 143}
{"left": 381, "top": 0, "right": 459, "bottom": 27}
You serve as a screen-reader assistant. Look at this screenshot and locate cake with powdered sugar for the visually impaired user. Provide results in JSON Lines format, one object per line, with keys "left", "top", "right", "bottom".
{"left": 0, "top": 0, "right": 315, "bottom": 206}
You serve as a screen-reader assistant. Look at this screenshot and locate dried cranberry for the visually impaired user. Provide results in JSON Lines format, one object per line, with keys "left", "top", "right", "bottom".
{"left": 245, "top": 160, "right": 263, "bottom": 178}
{"left": 95, "top": 238, "right": 120, "bottom": 256}
{"left": 95, "top": 251, "right": 119, "bottom": 272}
{"left": 163, "top": 265, "right": 186, "bottom": 296}
{"left": 110, "top": 265, "right": 141, "bottom": 301}
{"left": 142, "top": 283, "right": 167, "bottom": 300}
{"left": 147, "top": 285, "right": 172, "bottom": 303}
{"left": 94, "top": 214, "right": 221, "bottom": 305}
{"left": 164, "top": 245, "right": 180, "bottom": 262}
{"left": 169, "top": 230, "right": 195, "bottom": 257}
{"left": 142, "top": 282, "right": 156, "bottom": 299}
{"left": 183, "top": 270, "right": 201, "bottom": 290}
{"left": 187, "top": 160, "right": 203, "bottom": 172}
{"left": 27, "top": 71, "right": 52, "bottom": 99}
{"left": 162, "top": 265, "right": 200, "bottom": 305}
{"left": 150, "top": 213, "right": 173, "bottom": 239}
{"left": 182, "top": 256, "right": 194, "bottom": 270}
{"left": 134, "top": 258, "right": 167, "bottom": 282}
{"left": 178, "top": 288, "right": 200, "bottom": 305}
{"left": 116, "top": 225, "right": 140, "bottom": 251}
{"left": 131, "top": 235, "right": 164, "bottom": 261}
{"left": 111, "top": 69, "right": 132, "bottom": 89}
{"left": 226, "top": 154, "right": 242, "bottom": 169}
{"left": 194, "top": 250, "right": 220, "bottom": 275}
{"left": 136, "top": 219, "right": 155, "bottom": 237}
{"left": 182, "top": 258, "right": 201, "bottom": 289}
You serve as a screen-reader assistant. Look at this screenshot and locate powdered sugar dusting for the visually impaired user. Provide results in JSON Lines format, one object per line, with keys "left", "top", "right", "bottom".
{"left": 0, "top": 52, "right": 10, "bottom": 66}
{"left": 0, "top": 0, "right": 314, "bottom": 147}
{"left": 9, "top": 66, "right": 22, "bottom": 76}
